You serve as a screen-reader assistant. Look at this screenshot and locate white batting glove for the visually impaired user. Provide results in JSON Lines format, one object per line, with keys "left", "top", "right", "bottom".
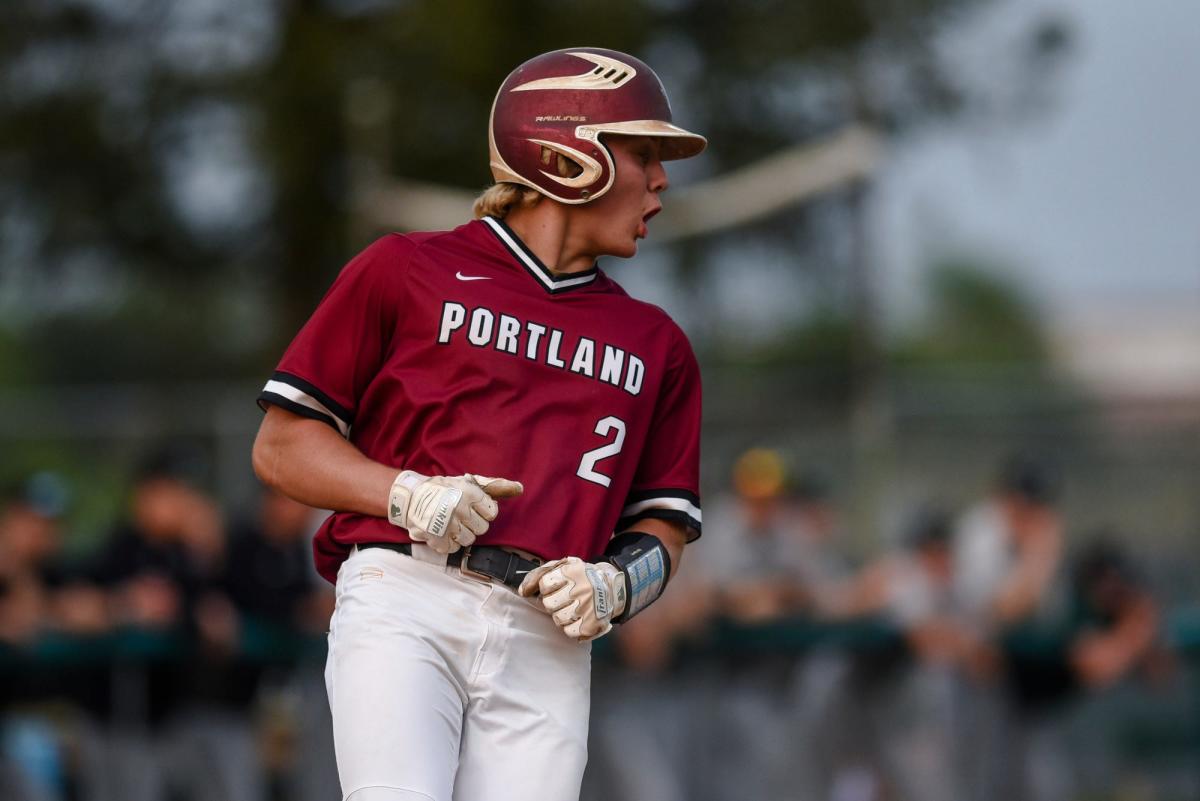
{"left": 387, "top": 471, "right": 523, "bottom": 555}
{"left": 519, "top": 556, "right": 627, "bottom": 642}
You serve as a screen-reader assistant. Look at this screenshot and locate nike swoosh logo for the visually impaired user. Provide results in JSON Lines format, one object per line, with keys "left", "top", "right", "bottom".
{"left": 456, "top": 272, "right": 492, "bottom": 281}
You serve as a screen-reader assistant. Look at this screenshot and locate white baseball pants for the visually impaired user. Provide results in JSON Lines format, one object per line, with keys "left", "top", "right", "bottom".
{"left": 325, "top": 544, "right": 592, "bottom": 801}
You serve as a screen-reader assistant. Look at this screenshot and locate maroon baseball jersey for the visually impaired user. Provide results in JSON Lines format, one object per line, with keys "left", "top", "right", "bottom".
{"left": 258, "top": 216, "right": 702, "bottom": 584}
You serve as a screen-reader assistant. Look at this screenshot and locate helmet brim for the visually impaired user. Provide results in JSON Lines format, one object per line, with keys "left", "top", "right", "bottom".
{"left": 592, "top": 120, "right": 707, "bottom": 160}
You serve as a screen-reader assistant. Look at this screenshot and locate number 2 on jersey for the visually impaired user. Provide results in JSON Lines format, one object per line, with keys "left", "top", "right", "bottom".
{"left": 576, "top": 416, "right": 627, "bottom": 487}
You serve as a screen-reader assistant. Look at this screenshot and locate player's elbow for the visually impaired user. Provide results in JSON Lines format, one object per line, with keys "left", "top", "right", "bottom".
{"left": 251, "top": 411, "right": 285, "bottom": 490}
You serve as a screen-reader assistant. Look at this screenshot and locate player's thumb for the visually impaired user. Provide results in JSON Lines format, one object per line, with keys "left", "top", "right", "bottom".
{"left": 518, "top": 562, "right": 554, "bottom": 597}
{"left": 472, "top": 475, "right": 524, "bottom": 499}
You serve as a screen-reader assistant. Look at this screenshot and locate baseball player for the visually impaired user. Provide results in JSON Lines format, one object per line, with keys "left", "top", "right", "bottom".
{"left": 252, "top": 48, "right": 705, "bottom": 801}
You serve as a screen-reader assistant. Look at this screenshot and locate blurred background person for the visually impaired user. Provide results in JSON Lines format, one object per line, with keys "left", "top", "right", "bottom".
{"left": 221, "top": 486, "right": 336, "bottom": 801}
{"left": 954, "top": 456, "right": 1065, "bottom": 633}
{"left": 0, "top": 475, "right": 83, "bottom": 801}
{"left": 0, "top": 477, "right": 71, "bottom": 648}
{"left": 802, "top": 506, "right": 985, "bottom": 801}
{"left": 951, "top": 455, "right": 1065, "bottom": 801}
{"left": 0, "top": 473, "right": 113, "bottom": 801}
{"left": 687, "top": 448, "right": 814, "bottom": 801}
{"left": 1066, "top": 538, "right": 1160, "bottom": 693}
{"left": 81, "top": 447, "right": 241, "bottom": 801}
{"left": 223, "top": 487, "right": 328, "bottom": 638}
{"left": 998, "top": 535, "right": 1164, "bottom": 801}
{"left": 585, "top": 570, "right": 712, "bottom": 801}
{"left": 701, "top": 449, "right": 813, "bottom": 624}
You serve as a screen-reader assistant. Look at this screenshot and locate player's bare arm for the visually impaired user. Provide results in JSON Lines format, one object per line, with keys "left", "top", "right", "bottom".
{"left": 253, "top": 405, "right": 522, "bottom": 554}
{"left": 991, "top": 510, "right": 1063, "bottom": 623}
{"left": 633, "top": 517, "right": 688, "bottom": 567}
{"left": 253, "top": 405, "right": 397, "bottom": 516}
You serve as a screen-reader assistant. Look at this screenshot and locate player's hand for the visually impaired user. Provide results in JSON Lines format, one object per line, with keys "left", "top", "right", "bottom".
{"left": 519, "top": 556, "right": 626, "bottom": 642}
{"left": 388, "top": 471, "right": 523, "bottom": 554}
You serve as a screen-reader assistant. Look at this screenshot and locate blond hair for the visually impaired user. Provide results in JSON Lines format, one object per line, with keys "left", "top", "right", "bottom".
{"left": 473, "top": 147, "right": 583, "bottom": 219}
{"left": 472, "top": 182, "right": 541, "bottom": 220}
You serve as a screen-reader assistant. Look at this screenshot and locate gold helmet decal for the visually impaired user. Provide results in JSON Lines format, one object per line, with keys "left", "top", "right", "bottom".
{"left": 510, "top": 51, "right": 638, "bottom": 93}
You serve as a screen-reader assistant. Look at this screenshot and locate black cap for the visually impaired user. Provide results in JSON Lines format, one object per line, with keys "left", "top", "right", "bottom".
{"left": 997, "top": 454, "right": 1060, "bottom": 505}
{"left": 1073, "top": 534, "right": 1135, "bottom": 589}
{"left": 135, "top": 443, "right": 209, "bottom": 487}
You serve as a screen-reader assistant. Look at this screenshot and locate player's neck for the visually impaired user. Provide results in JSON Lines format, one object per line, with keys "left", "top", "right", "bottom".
{"left": 503, "top": 204, "right": 598, "bottom": 276}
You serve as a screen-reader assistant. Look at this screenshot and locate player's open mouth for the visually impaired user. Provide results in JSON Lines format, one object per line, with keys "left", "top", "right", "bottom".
{"left": 637, "top": 207, "right": 661, "bottom": 240}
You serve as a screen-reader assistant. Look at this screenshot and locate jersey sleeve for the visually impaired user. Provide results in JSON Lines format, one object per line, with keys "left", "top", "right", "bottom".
{"left": 617, "top": 326, "right": 703, "bottom": 541}
{"left": 257, "top": 235, "right": 413, "bottom": 436}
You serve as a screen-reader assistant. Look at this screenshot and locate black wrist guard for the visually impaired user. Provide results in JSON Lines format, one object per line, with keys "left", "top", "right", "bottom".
{"left": 603, "top": 531, "right": 672, "bottom": 624}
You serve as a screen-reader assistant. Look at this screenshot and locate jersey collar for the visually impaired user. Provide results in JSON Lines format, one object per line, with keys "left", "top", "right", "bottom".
{"left": 482, "top": 216, "right": 599, "bottom": 295}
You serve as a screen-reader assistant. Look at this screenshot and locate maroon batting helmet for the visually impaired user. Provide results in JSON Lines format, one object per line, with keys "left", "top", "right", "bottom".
{"left": 488, "top": 47, "right": 706, "bottom": 204}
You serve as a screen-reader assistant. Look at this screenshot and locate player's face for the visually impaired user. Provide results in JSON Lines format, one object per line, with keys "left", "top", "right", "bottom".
{"left": 574, "top": 135, "right": 669, "bottom": 259}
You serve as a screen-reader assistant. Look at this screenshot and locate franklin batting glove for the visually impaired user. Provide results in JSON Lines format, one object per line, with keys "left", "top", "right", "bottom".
{"left": 519, "top": 556, "right": 626, "bottom": 642}
{"left": 518, "top": 532, "right": 672, "bottom": 642}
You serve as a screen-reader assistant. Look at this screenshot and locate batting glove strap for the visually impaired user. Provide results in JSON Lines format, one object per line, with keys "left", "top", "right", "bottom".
{"left": 388, "top": 471, "right": 457, "bottom": 533}
{"left": 603, "top": 531, "right": 671, "bottom": 624}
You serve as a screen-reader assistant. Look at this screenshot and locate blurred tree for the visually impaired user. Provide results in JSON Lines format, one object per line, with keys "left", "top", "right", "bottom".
{"left": 896, "top": 257, "right": 1051, "bottom": 369}
{"left": 706, "top": 255, "right": 1056, "bottom": 410}
{"left": 0, "top": 0, "right": 1069, "bottom": 382}
{"left": 710, "top": 312, "right": 856, "bottom": 404}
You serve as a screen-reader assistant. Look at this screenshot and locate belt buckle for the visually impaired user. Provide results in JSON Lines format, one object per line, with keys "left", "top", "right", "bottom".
{"left": 458, "top": 546, "right": 492, "bottom": 583}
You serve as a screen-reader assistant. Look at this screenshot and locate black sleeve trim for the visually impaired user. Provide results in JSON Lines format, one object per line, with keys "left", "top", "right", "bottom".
{"left": 623, "top": 487, "right": 701, "bottom": 506}
{"left": 256, "top": 391, "right": 342, "bottom": 434}
{"left": 271, "top": 370, "right": 354, "bottom": 427}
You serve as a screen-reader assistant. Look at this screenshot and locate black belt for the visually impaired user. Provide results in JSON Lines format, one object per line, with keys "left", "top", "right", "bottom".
{"left": 359, "top": 542, "right": 543, "bottom": 590}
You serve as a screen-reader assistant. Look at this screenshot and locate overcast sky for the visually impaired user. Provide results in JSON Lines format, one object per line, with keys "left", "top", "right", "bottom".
{"left": 872, "top": 0, "right": 1200, "bottom": 323}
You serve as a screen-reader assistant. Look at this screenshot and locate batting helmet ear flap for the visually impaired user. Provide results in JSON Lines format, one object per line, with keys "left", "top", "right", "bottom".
{"left": 528, "top": 139, "right": 604, "bottom": 189}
